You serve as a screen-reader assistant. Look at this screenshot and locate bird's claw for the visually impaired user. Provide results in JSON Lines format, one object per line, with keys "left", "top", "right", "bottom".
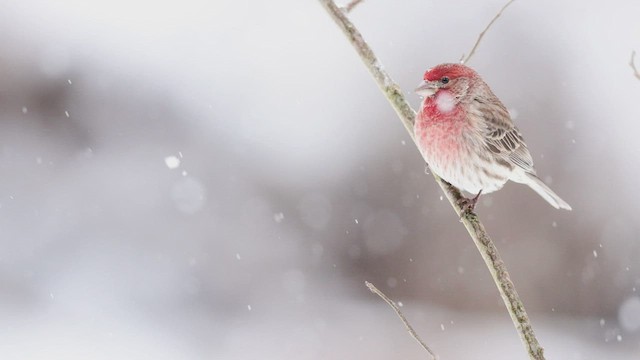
{"left": 457, "top": 190, "right": 482, "bottom": 218}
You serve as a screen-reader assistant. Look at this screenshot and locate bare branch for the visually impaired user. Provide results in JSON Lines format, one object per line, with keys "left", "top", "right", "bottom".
{"left": 343, "top": 0, "right": 365, "bottom": 13}
{"left": 366, "top": 282, "right": 437, "bottom": 360}
{"left": 631, "top": 51, "right": 640, "bottom": 80}
{"left": 318, "top": 1, "right": 545, "bottom": 359}
{"left": 460, "top": 0, "right": 517, "bottom": 64}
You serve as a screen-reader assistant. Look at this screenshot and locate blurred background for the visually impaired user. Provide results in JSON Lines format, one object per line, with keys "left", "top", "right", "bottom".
{"left": 0, "top": 0, "right": 639, "bottom": 358}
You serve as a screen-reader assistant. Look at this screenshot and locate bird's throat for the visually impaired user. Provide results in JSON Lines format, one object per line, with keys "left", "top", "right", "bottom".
{"left": 434, "top": 91, "right": 456, "bottom": 113}
{"left": 421, "top": 90, "right": 462, "bottom": 121}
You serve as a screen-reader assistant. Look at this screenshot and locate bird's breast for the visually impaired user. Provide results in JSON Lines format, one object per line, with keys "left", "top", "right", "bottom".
{"left": 415, "top": 103, "right": 468, "bottom": 160}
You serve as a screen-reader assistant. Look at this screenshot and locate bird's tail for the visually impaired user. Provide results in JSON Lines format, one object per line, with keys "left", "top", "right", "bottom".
{"left": 516, "top": 172, "right": 572, "bottom": 210}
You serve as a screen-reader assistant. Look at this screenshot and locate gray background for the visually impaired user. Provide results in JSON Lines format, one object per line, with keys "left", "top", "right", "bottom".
{"left": 0, "top": 0, "right": 639, "bottom": 358}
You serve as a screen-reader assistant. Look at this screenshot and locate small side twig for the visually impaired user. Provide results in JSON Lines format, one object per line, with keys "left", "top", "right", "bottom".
{"left": 631, "top": 51, "right": 640, "bottom": 80}
{"left": 343, "top": 0, "right": 365, "bottom": 13}
{"left": 366, "top": 281, "right": 437, "bottom": 360}
{"left": 460, "top": 0, "right": 517, "bottom": 64}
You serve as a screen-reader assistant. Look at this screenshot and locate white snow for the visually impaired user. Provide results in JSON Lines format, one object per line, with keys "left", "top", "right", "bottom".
{"left": 273, "top": 212, "right": 284, "bottom": 223}
{"left": 164, "top": 155, "right": 180, "bottom": 169}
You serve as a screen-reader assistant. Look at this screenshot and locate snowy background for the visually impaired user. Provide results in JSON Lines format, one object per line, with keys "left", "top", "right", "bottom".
{"left": 0, "top": 0, "right": 639, "bottom": 358}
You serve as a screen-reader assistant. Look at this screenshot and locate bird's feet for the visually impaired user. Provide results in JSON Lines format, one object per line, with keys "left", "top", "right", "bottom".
{"left": 457, "top": 190, "right": 482, "bottom": 216}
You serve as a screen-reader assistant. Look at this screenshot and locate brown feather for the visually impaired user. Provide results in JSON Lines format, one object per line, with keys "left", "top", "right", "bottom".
{"left": 471, "top": 92, "right": 535, "bottom": 173}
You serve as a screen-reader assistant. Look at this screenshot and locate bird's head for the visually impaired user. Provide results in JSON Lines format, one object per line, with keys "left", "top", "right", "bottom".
{"left": 415, "top": 63, "right": 478, "bottom": 101}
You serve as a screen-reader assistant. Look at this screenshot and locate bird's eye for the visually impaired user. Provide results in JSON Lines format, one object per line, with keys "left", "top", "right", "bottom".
{"left": 441, "top": 76, "right": 450, "bottom": 84}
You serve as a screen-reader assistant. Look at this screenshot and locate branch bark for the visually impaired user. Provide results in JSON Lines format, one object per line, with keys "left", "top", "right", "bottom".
{"left": 318, "top": 1, "right": 545, "bottom": 359}
{"left": 366, "top": 281, "right": 437, "bottom": 360}
{"left": 631, "top": 51, "right": 640, "bottom": 80}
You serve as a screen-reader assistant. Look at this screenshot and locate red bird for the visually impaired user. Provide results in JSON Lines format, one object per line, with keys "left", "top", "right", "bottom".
{"left": 414, "top": 63, "right": 571, "bottom": 211}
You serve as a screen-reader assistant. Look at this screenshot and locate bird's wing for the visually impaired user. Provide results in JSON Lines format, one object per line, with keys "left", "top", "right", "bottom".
{"left": 473, "top": 97, "right": 535, "bottom": 173}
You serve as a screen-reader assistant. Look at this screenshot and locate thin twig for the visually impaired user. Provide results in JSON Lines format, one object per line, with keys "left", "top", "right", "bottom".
{"left": 631, "top": 51, "right": 640, "bottom": 80}
{"left": 343, "top": 0, "right": 365, "bottom": 13}
{"left": 460, "top": 0, "right": 517, "bottom": 64}
{"left": 318, "top": 1, "right": 545, "bottom": 359}
{"left": 366, "top": 281, "right": 437, "bottom": 360}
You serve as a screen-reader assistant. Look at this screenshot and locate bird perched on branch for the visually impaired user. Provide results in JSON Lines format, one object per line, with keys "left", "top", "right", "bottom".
{"left": 414, "top": 63, "right": 571, "bottom": 212}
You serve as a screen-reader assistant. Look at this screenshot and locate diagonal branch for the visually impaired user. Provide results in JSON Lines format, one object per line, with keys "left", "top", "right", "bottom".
{"left": 318, "top": 1, "right": 545, "bottom": 359}
{"left": 366, "top": 281, "right": 437, "bottom": 360}
{"left": 460, "top": 0, "right": 517, "bottom": 64}
{"left": 631, "top": 51, "right": 640, "bottom": 80}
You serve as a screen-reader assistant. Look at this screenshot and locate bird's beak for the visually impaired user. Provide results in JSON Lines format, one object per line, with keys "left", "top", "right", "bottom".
{"left": 415, "top": 80, "right": 437, "bottom": 97}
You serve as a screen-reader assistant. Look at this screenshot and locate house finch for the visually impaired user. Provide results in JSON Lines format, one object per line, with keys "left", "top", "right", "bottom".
{"left": 414, "top": 63, "right": 571, "bottom": 211}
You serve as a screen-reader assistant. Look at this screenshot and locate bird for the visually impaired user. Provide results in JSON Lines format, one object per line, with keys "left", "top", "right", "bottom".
{"left": 414, "top": 63, "right": 571, "bottom": 212}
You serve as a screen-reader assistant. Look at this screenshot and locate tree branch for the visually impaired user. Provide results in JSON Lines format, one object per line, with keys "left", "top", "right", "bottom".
{"left": 342, "top": 0, "right": 365, "bottom": 13}
{"left": 366, "top": 281, "right": 437, "bottom": 360}
{"left": 318, "top": 1, "right": 545, "bottom": 359}
{"left": 631, "top": 51, "right": 640, "bottom": 80}
{"left": 460, "top": 0, "right": 517, "bottom": 64}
